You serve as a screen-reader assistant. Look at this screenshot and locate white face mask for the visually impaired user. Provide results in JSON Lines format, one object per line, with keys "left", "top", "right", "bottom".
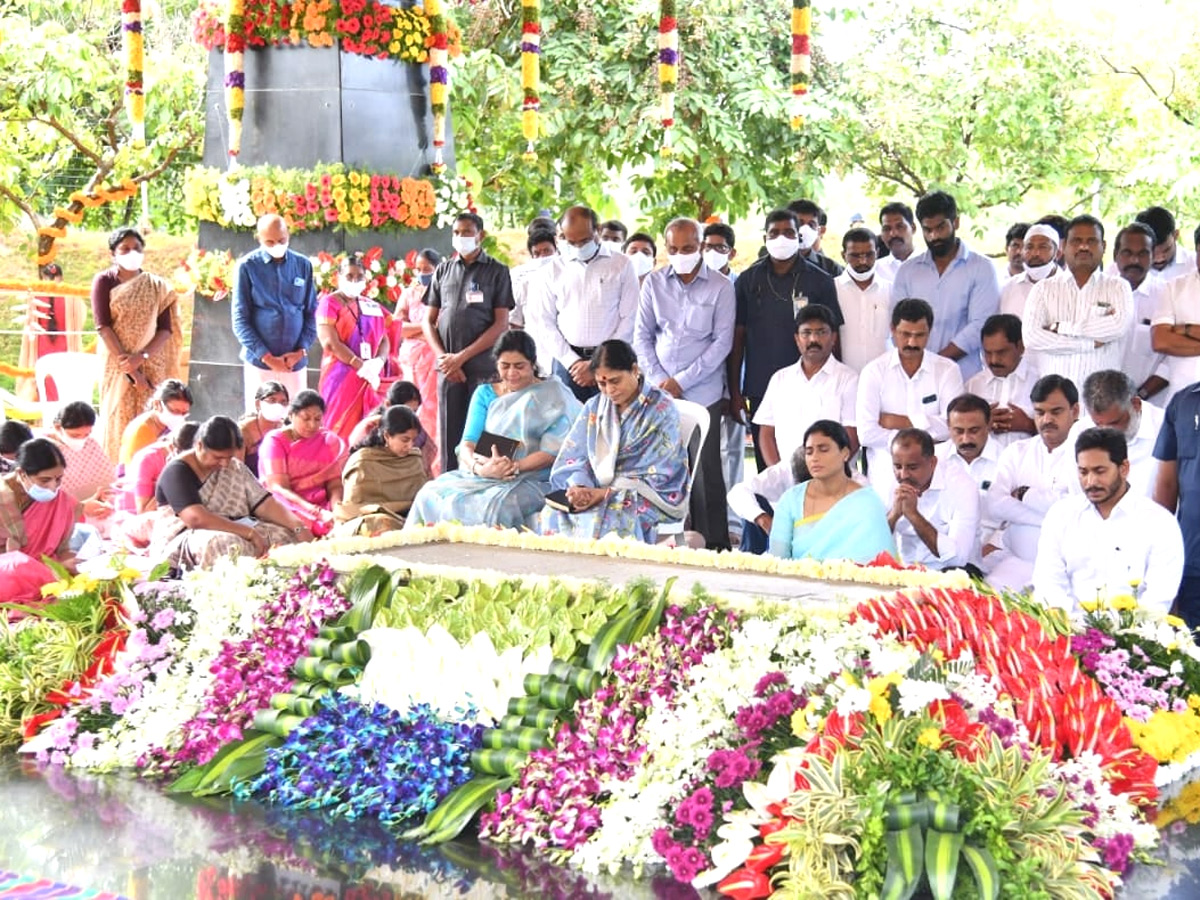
{"left": 259, "top": 401, "right": 288, "bottom": 423}
{"left": 798, "top": 224, "right": 820, "bottom": 251}
{"left": 668, "top": 251, "right": 702, "bottom": 275}
{"left": 630, "top": 252, "right": 655, "bottom": 278}
{"left": 115, "top": 250, "right": 144, "bottom": 271}
{"left": 339, "top": 277, "right": 365, "bottom": 298}
{"left": 452, "top": 234, "right": 479, "bottom": 256}
{"left": 1025, "top": 261, "right": 1056, "bottom": 282}
{"left": 159, "top": 410, "right": 188, "bottom": 433}
{"left": 60, "top": 434, "right": 88, "bottom": 452}
{"left": 847, "top": 264, "right": 876, "bottom": 283}
{"left": 765, "top": 235, "right": 800, "bottom": 261}
{"left": 702, "top": 249, "right": 730, "bottom": 272}
{"left": 601, "top": 240, "right": 624, "bottom": 255}
{"left": 263, "top": 242, "right": 288, "bottom": 260}
{"left": 531, "top": 254, "right": 556, "bottom": 268}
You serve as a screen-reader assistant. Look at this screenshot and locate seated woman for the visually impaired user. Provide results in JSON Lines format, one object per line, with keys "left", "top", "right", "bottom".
{"left": 150, "top": 416, "right": 312, "bottom": 570}
{"left": 346, "top": 380, "right": 437, "bottom": 476}
{"left": 540, "top": 339, "right": 688, "bottom": 543}
{"left": 0, "top": 438, "right": 80, "bottom": 603}
{"left": 47, "top": 401, "right": 115, "bottom": 525}
{"left": 258, "top": 390, "right": 347, "bottom": 536}
{"left": 118, "top": 379, "right": 193, "bottom": 467}
{"left": 406, "top": 331, "right": 581, "bottom": 530}
{"left": 768, "top": 420, "right": 895, "bottom": 562}
{"left": 128, "top": 422, "right": 199, "bottom": 513}
{"left": 334, "top": 405, "right": 429, "bottom": 536}
{"left": 0, "top": 422, "right": 33, "bottom": 473}
{"left": 238, "top": 381, "right": 289, "bottom": 477}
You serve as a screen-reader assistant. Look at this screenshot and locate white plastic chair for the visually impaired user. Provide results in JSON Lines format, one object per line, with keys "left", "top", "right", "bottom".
{"left": 34, "top": 352, "right": 100, "bottom": 425}
{"left": 658, "top": 398, "right": 711, "bottom": 544}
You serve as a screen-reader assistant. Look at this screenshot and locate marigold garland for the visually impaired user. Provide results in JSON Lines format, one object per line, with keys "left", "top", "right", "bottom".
{"left": 791, "top": 0, "right": 811, "bottom": 130}
{"left": 122, "top": 0, "right": 146, "bottom": 147}
{"left": 426, "top": 0, "right": 450, "bottom": 174}
{"left": 225, "top": 0, "right": 247, "bottom": 162}
{"left": 33, "top": 180, "right": 141, "bottom": 267}
{"left": 658, "top": 0, "right": 678, "bottom": 157}
{"left": 519, "top": 0, "right": 541, "bottom": 163}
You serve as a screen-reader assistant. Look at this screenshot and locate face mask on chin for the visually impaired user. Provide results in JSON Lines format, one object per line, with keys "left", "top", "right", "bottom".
{"left": 847, "top": 264, "right": 876, "bottom": 283}
{"left": 1025, "top": 261, "right": 1056, "bottom": 281}
{"left": 765, "top": 236, "right": 800, "bottom": 261}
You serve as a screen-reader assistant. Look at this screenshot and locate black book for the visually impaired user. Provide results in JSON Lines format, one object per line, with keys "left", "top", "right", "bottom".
{"left": 543, "top": 489, "right": 578, "bottom": 514}
{"left": 474, "top": 430, "right": 520, "bottom": 459}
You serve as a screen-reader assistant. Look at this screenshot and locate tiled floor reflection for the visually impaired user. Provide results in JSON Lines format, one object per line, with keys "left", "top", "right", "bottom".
{"left": 1, "top": 757, "right": 1199, "bottom": 899}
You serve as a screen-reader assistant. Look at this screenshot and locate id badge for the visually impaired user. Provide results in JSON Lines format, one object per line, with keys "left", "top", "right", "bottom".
{"left": 466, "top": 290, "right": 485, "bottom": 305}
{"left": 358, "top": 299, "right": 383, "bottom": 316}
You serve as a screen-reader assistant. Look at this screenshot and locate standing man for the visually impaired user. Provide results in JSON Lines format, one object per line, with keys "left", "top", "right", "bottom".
{"left": 510, "top": 226, "right": 558, "bottom": 331}
{"left": 964, "top": 314, "right": 1038, "bottom": 451}
{"left": 1113, "top": 223, "right": 1169, "bottom": 404}
{"left": 836, "top": 227, "right": 893, "bottom": 373}
{"left": 232, "top": 213, "right": 318, "bottom": 407}
{"left": 1150, "top": 226, "right": 1200, "bottom": 404}
{"left": 634, "top": 218, "right": 735, "bottom": 551}
{"left": 1035, "top": 428, "right": 1183, "bottom": 614}
{"left": 598, "top": 220, "right": 628, "bottom": 255}
{"left": 531, "top": 205, "right": 640, "bottom": 403}
{"left": 788, "top": 199, "right": 844, "bottom": 277}
{"left": 701, "top": 222, "right": 738, "bottom": 280}
{"left": 876, "top": 202, "right": 916, "bottom": 282}
{"left": 1137, "top": 206, "right": 1196, "bottom": 281}
{"left": 1154, "top": 378, "right": 1200, "bottom": 628}
{"left": 856, "top": 298, "right": 964, "bottom": 499}
{"left": 892, "top": 190, "right": 1000, "bottom": 379}
{"left": 999, "top": 224, "right": 1059, "bottom": 318}
{"left": 1001, "top": 222, "right": 1029, "bottom": 281}
{"left": 423, "top": 212, "right": 514, "bottom": 472}
{"left": 888, "top": 427, "right": 980, "bottom": 569}
{"left": 728, "top": 208, "right": 842, "bottom": 468}
{"left": 1022, "top": 215, "right": 1132, "bottom": 388}
{"left": 1080, "top": 369, "right": 1164, "bottom": 498}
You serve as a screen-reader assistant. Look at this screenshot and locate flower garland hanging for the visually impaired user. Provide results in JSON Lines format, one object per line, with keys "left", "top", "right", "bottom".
{"left": 225, "top": 0, "right": 247, "bottom": 163}
{"left": 122, "top": 0, "right": 146, "bottom": 147}
{"left": 32, "top": 180, "right": 141, "bottom": 267}
{"left": 791, "top": 0, "right": 811, "bottom": 130}
{"left": 426, "top": 0, "right": 449, "bottom": 174}
{"left": 658, "top": 0, "right": 678, "bottom": 157}
{"left": 519, "top": 0, "right": 540, "bottom": 163}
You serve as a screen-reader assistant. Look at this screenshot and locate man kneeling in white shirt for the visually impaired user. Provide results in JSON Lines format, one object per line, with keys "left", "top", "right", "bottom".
{"left": 727, "top": 446, "right": 809, "bottom": 554}
{"left": 1033, "top": 427, "right": 1183, "bottom": 614}
{"left": 888, "top": 428, "right": 980, "bottom": 571}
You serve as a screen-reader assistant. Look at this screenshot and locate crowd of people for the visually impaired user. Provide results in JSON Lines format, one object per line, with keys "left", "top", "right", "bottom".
{"left": 5, "top": 194, "right": 1200, "bottom": 627}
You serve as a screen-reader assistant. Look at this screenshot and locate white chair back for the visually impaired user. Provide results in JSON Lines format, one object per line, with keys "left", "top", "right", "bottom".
{"left": 34, "top": 352, "right": 100, "bottom": 425}
{"left": 658, "top": 397, "right": 710, "bottom": 540}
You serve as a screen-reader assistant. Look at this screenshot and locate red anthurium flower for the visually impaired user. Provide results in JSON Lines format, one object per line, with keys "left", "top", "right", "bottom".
{"left": 744, "top": 841, "right": 786, "bottom": 873}
{"left": 717, "top": 867, "right": 772, "bottom": 900}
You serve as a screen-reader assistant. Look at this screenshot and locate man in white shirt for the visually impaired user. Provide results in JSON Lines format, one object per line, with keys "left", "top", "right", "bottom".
{"left": 964, "top": 314, "right": 1038, "bottom": 451}
{"left": 1114, "top": 223, "right": 1170, "bottom": 405}
{"left": 983, "top": 374, "right": 1082, "bottom": 591}
{"left": 728, "top": 446, "right": 807, "bottom": 554}
{"left": 1034, "top": 427, "right": 1184, "bottom": 614}
{"left": 1023, "top": 214, "right": 1133, "bottom": 389}
{"left": 1150, "top": 226, "right": 1200, "bottom": 403}
{"left": 888, "top": 428, "right": 980, "bottom": 569}
{"left": 530, "top": 205, "right": 641, "bottom": 402}
{"left": 1138, "top": 206, "right": 1197, "bottom": 282}
{"left": 836, "top": 227, "right": 892, "bottom": 373}
{"left": 1000, "top": 222, "right": 1028, "bottom": 282}
{"left": 857, "top": 298, "right": 964, "bottom": 499}
{"left": 876, "top": 202, "right": 915, "bottom": 282}
{"left": 1079, "top": 369, "right": 1165, "bottom": 498}
{"left": 509, "top": 226, "right": 557, "bottom": 335}
{"left": 937, "top": 393, "right": 1003, "bottom": 562}
{"left": 753, "top": 304, "right": 858, "bottom": 467}
{"left": 999, "top": 224, "right": 1058, "bottom": 318}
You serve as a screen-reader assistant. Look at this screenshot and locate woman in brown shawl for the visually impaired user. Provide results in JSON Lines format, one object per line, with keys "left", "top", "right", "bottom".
{"left": 333, "top": 404, "right": 429, "bottom": 536}
{"left": 92, "top": 227, "right": 184, "bottom": 461}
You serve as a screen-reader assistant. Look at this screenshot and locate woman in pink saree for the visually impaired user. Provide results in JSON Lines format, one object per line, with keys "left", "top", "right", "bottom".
{"left": 258, "top": 390, "right": 346, "bottom": 535}
{"left": 0, "top": 439, "right": 80, "bottom": 605}
{"left": 316, "top": 255, "right": 396, "bottom": 444}
{"left": 394, "top": 248, "right": 442, "bottom": 474}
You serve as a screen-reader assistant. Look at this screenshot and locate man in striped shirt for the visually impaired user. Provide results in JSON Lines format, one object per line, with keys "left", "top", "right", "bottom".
{"left": 1022, "top": 214, "right": 1132, "bottom": 389}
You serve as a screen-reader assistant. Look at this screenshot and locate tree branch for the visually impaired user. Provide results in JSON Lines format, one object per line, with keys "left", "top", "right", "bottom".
{"left": 18, "top": 115, "right": 104, "bottom": 166}
{"left": 1100, "top": 55, "right": 1196, "bottom": 128}
{"left": 0, "top": 185, "right": 41, "bottom": 234}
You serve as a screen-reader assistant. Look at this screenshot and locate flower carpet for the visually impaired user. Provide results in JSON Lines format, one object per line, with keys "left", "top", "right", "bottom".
{"left": 7, "top": 535, "right": 1200, "bottom": 899}
{"left": 0, "top": 870, "right": 125, "bottom": 899}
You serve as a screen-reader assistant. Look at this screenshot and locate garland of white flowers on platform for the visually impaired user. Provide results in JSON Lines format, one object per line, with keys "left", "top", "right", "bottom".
{"left": 224, "top": 0, "right": 247, "bottom": 163}
{"left": 268, "top": 522, "right": 971, "bottom": 590}
{"left": 122, "top": 0, "right": 146, "bottom": 147}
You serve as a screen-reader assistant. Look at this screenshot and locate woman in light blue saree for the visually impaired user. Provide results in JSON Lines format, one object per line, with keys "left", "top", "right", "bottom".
{"left": 405, "top": 332, "right": 580, "bottom": 530}
{"left": 769, "top": 420, "right": 895, "bottom": 562}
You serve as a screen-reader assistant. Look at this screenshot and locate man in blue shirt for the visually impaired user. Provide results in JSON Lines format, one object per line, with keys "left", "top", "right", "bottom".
{"left": 1153, "top": 381, "right": 1200, "bottom": 627}
{"left": 231, "top": 214, "right": 318, "bottom": 407}
{"left": 635, "top": 217, "right": 736, "bottom": 551}
{"left": 892, "top": 191, "right": 1000, "bottom": 380}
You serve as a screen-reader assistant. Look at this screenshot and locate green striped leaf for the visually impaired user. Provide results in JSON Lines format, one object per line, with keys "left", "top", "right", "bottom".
{"left": 882, "top": 825, "right": 923, "bottom": 900}
{"left": 960, "top": 844, "right": 1000, "bottom": 900}
{"left": 925, "top": 829, "right": 964, "bottom": 900}
{"left": 471, "top": 747, "right": 529, "bottom": 775}
{"left": 414, "top": 775, "right": 516, "bottom": 844}
{"left": 188, "top": 730, "right": 282, "bottom": 797}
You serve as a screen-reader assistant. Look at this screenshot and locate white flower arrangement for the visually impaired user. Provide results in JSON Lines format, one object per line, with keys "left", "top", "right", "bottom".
{"left": 216, "top": 175, "right": 256, "bottom": 228}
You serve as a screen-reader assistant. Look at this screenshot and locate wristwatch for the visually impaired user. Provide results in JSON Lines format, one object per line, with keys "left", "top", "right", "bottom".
{"left": 141, "top": 351, "right": 150, "bottom": 359}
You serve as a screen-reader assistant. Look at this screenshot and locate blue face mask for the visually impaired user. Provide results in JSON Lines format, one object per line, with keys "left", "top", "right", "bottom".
{"left": 25, "top": 481, "right": 58, "bottom": 503}
{"left": 418, "top": 272, "right": 433, "bottom": 286}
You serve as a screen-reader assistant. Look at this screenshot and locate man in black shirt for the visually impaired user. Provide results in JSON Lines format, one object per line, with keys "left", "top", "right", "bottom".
{"left": 788, "top": 199, "right": 845, "bottom": 278}
{"left": 728, "top": 208, "right": 843, "bottom": 468}
{"left": 423, "top": 212, "right": 515, "bottom": 472}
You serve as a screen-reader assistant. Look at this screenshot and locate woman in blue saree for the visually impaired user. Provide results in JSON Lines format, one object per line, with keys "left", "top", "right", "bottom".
{"left": 541, "top": 340, "right": 689, "bottom": 543}
{"left": 769, "top": 419, "right": 895, "bottom": 562}
{"left": 406, "top": 331, "right": 580, "bottom": 529}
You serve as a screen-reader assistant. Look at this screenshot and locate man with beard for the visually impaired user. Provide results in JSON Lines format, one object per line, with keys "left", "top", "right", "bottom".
{"left": 835, "top": 227, "right": 892, "bottom": 373}
{"left": 984, "top": 374, "right": 1082, "bottom": 591}
{"left": 887, "top": 427, "right": 980, "bottom": 569}
{"left": 999, "top": 224, "right": 1059, "bottom": 319}
{"left": 937, "top": 392, "right": 1003, "bottom": 566}
{"left": 1034, "top": 427, "right": 1182, "bottom": 614}
{"left": 892, "top": 191, "right": 1000, "bottom": 379}
{"left": 1080, "top": 369, "right": 1164, "bottom": 498}
{"left": 753, "top": 304, "right": 858, "bottom": 467}
{"left": 856, "top": 298, "right": 963, "bottom": 499}
{"left": 1137, "top": 206, "right": 1196, "bottom": 282}
{"left": 964, "top": 314, "right": 1038, "bottom": 451}
{"left": 876, "top": 202, "right": 915, "bottom": 282}
{"left": 1023, "top": 215, "right": 1132, "bottom": 390}
{"left": 1114, "top": 223, "right": 1169, "bottom": 405}
{"left": 1150, "top": 226, "right": 1200, "bottom": 405}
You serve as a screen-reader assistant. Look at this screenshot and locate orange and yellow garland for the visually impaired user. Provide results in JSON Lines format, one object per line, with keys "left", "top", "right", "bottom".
{"left": 791, "top": 0, "right": 811, "bottom": 130}
{"left": 35, "top": 179, "right": 140, "bottom": 267}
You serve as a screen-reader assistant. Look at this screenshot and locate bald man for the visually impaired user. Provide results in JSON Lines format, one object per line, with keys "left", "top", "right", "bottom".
{"left": 231, "top": 214, "right": 319, "bottom": 405}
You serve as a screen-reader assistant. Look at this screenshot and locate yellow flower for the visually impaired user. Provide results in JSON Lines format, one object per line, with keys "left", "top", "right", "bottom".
{"left": 118, "top": 567, "right": 141, "bottom": 582}
{"left": 1168, "top": 614, "right": 1187, "bottom": 629}
{"left": 1109, "top": 594, "right": 1137, "bottom": 611}
{"left": 917, "top": 728, "right": 943, "bottom": 750}
{"left": 791, "top": 706, "right": 818, "bottom": 738}
{"left": 867, "top": 672, "right": 902, "bottom": 723}
{"left": 1080, "top": 598, "right": 1101, "bottom": 612}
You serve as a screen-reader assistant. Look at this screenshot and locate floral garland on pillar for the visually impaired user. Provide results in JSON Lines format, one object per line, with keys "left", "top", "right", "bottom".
{"left": 122, "top": 0, "right": 146, "bottom": 147}
{"left": 520, "top": 0, "right": 540, "bottom": 163}
{"left": 791, "top": 0, "right": 811, "bottom": 130}
{"left": 658, "top": 0, "right": 678, "bottom": 157}
{"left": 225, "top": 0, "right": 247, "bottom": 164}
{"left": 426, "top": 0, "right": 449, "bottom": 174}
